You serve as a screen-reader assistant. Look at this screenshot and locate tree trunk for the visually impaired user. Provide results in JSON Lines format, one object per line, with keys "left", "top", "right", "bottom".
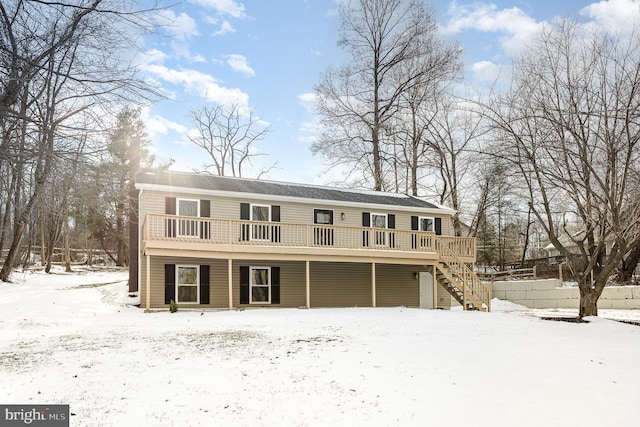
{"left": 579, "top": 288, "right": 599, "bottom": 318}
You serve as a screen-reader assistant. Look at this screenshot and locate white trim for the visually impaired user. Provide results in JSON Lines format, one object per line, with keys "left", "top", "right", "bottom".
{"left": 313, "top": 208, "right": 334, "bottom": 225}
{"left": 418, "top": 216, "right": 435, "bottom": 232}
{"left": 136, "top": 182, "right": 454, "bottom": 215}
{"left": 370, "top": 213, "right": 388, "bottom": 247}
{"left": 176, "top": 264, "right": 200, "bottom": 304}
{"left": 176, "top": 198, "right": 200, "bottom": 238}
{"left": 249, "top": 266, "right": 271, "bottom": 304}
{"left": 250, "top": 203, "right": 271, "bottom": 222}
{"left": 250, "top": 204, "right": 271, "bottom": 241}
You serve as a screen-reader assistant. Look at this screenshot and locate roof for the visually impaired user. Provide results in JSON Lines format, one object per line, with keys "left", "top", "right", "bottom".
{"left": 135, "top": 169, "right": 442, "bottom": 210}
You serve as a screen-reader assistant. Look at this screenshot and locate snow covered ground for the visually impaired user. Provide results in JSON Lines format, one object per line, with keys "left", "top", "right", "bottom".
{"left": 1, "top": 266, "right": 639, "bottom": 427}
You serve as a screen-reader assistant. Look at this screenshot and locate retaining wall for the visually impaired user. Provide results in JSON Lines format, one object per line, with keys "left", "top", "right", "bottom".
{"left": 488, "top": 279, "right": 640, "bottom": 309}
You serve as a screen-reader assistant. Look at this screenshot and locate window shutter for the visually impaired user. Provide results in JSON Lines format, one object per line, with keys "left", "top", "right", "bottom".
{"left": 271, "top": 205, "right": 280, "bottom": 222}
{"left": 388, "top": 214, "right": 395, "bottom": 229}
{"left": 200, "top": 200, "right": 210, "bottom": 217}
{"left": 270, "top": 206, "right": 281, "bottom": 243}
{"left": 240, "top": 203, "right": 250, "bottom": 220}
{"left": 411, "top": 216, "right": 419, "bottom": 231}
{"left": 435, "top": 218, "right": 442, "bottom": 235}
{"left": 411, "top": 216, "right": 418, "bottom": 249}
{"left": 240, "top": 266, "right": 249, "bottom": 304}
{"left": 164, "top": 264, "right": 176, "bottom": 304}
{"left": 200, "top": 265, "right": 210, "bottom": 304}
{"left": 165, "top": 197, "right": 176, "bottom": 215}
{"left": 240, "top": 203, "right": 250, "bottom": 241}
{"left": 271, "top": 267, "right": 280, "bottom": 304}
{"left": 165, "top": 197, "right": 177, "bottom": 238}
{"left": 362, "top": 213, "right": 370, "bottom": 247}
{"left": 362, "top": 212, "right": 370, "bottom": 227}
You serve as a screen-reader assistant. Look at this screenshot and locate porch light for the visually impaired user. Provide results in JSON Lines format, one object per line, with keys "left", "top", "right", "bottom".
{"left": 341, "top": 212, "right": 345, "bottom": 220}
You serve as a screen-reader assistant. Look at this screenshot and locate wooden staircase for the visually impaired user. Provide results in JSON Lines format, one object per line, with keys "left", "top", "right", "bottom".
{"left": 435, "top": 239, "right": 491, "bottom": 312}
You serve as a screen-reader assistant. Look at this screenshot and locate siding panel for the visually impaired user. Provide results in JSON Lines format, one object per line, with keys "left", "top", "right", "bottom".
{"left": 310, "top": 262, "right": 371, "bottom": 307}
{"left": 376, "top": 264, "right": 419, "bottom": 307}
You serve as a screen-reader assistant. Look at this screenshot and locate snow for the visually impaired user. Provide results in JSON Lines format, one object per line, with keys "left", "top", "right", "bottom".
{"left": 1, "top": 266, "right": 639, "bottom": 426}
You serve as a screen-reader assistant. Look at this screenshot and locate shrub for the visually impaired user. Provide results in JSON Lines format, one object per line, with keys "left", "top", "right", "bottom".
{"left": 169, "top": 299, "right": 178, "bottom": 313}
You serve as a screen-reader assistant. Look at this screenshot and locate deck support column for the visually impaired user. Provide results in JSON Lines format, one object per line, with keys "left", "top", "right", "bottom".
{"left": 371, "top": 262, "right": 376, "bottom": 308}
{"left": 305, "top": 260, "right": 310, "bottom": 308}
{"left": 228, "top": 258, "right": 233, "bottom": 310}
{"left": 144, "top": 254, "right": 150, "bottom": 313}
{"left": 432, "top": 264, "right": 438, "bottom": 309}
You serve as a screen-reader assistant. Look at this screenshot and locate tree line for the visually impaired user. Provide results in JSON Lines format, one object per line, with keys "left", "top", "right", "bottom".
{"left": 1, "top": 0, "right": 639, "bottom": 318}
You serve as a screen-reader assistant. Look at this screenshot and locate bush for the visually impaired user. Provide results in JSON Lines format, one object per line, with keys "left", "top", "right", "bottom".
{"left": 169, "top": 299, "right": 178, "bottom": 313}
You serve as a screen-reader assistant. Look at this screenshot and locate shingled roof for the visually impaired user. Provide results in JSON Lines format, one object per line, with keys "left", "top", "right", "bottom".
{"left": 136, "top": 169, "right": 441, "bottom": 210}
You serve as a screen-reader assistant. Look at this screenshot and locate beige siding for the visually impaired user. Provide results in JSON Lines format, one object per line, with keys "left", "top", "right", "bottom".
{"left": 309, "top": 262, "right": 372, "bottom": 307}
{"left": 232, "top": 260, "right": 307, "bottom": 308}
{"left": 141, "top": 256, "right": 230, "bottom": 309}
{"left": 142, "top": 254, "right": 443, "bottom": 309}
{"left": 376, "top": 264, "right": 420, "bottom": 307}
{"left": 139, "top": 189, "right": 455, "bottom": 235}
{"left": 437, "top": 283, "right": 452, "bottom": 309}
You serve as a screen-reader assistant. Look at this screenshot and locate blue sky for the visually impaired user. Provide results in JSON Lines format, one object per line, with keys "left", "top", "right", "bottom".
{"left": 139, "top": 0, "right": 640, "bottom": 185}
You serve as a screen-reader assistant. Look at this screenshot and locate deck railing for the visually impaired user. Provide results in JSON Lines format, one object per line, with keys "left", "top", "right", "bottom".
{"left": 143, "top": 214, "right": 476, "bottom": 259}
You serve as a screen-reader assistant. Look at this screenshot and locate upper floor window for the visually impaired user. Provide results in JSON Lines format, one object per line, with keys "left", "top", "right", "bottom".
{"left": 314, "top": 209, "right": 333, "bottom": 225}
{"left": 251, "top": 204, "right": 271, "bottom": 222}
{"left": 178, "top": 198, "right": 199, "bottom": 216}
{"left": 371, "top": 213, "right": 387, "bottom": 228}
{"left": 419, "top": 217, "right": 434, "bottom": 232}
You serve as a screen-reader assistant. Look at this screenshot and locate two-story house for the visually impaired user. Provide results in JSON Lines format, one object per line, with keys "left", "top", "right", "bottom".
{"left": 133, "top": 169, "right": 490, "bottom": 311}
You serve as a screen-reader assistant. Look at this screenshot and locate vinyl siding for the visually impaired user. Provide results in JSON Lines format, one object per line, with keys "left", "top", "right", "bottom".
{"left": 233, "top": 260, "right": 306, "bottom": 308}
{"left": 376, "top": 264, "right": 420, "bottom": 307}
{"left": 310, "top": 262, "right": 372, "bottom": 307}
{"left": 141, "top": 256, "right": 230, "bottom": 309}
{"left": 139, "top": 189, "right": 454, "bottom": 235}
{"left": 141, "top": 255, "right": 449, "bottom": 309}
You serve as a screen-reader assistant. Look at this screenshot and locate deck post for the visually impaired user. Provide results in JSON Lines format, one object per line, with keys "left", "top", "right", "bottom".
{"left": 228, "top": 258, "right": 233, "bottom": 309}
{"left": 144, "top": 254, "right": 150, "bottom": 313}
{"left": 306, "top": 260, "right": 310, "bottom": 308}
{"left": 432, "top": 264, "right": 438, "bottom": 309}
{"left": 371, "top": 262, "right": 377, "bottom": 307}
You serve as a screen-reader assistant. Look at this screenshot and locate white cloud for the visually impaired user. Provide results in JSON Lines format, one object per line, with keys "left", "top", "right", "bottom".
{"left": 156, "top": 10, "right": 199, "bottom": 41}
{"left": 144, "top": 113, "right": 188, "bottom": 137}
{"left": 141, "top": 49, "right": 169, "bottom": 65}
{"left": 441, "top": 3, "right": 544, "bottom": 56}
{"left": 188, "top": 0, "right": 246, "bottom": 18}
{"left": 142, "top": 64, "right": 250, "bottom": 108}
{"left": 225, "top": 54, "right": 255, "bottom": 77}
{"left": 471, "top": 60, "right": 502, "bottom": 82}
{"left": 580, "top": 0, "right": 640, "bottom": 33}
{"left": 213, "top": 20, "right": 236, "bottom": 36}
{"left": 298, "top": 92, "right": 316, "bottom": 113}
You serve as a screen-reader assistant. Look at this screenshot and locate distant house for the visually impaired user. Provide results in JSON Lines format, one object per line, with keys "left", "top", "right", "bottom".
{"left": 131, "top": 170, "right": 490, "bottom": 311}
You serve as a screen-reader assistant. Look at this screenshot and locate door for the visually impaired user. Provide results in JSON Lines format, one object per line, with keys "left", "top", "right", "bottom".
{"left": 419, "top": 272, "right": 434, "bottom": 309}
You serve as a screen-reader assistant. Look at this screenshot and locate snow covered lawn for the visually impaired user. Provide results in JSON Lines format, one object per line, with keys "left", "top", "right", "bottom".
{"left": 1, "top": 267, "right": 639, "bottom": 426}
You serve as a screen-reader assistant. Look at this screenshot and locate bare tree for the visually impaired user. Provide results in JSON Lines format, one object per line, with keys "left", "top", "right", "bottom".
{"left": 0, "top": 0, "right": 163, "bottom": 281}
{"left": 481, "top": 20, "right": 640, "bottom": 318}
{"left": 312, "top": 0, "right": 461, "bottom": 191}
{"left": 187, "top": 103, "right": 273, "bottom": 178}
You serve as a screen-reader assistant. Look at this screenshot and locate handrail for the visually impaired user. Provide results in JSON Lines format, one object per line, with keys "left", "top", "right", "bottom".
{"left": 436, "top": 237, "right": 491, "bottom": 311}
{"left": 142, "top": 213, "right": 477, "bottom": 260}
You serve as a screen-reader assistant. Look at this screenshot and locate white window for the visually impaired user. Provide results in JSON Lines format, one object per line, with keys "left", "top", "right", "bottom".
{"left": 177, "top": 198, "right": 200, "bottom": 237}
{"left": 314, "top": 209, "right": 333, "bottom": 225}
{"left": 251, "top": 204, "right": 271, "bottom": 241}
{"left": 251, "top": 204, "right": 270, "bottom": 222}
{"left": 371, "top": 213, "right": 388, "bottom": 246}
{"left": 176, "top": 265, "right": 199, "bottom": 303}
{"left": 250, "top": 267, "right": 271, "bottom": 304}
{"left": 419, "top": 217, "right": 434, "bottom": 232}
